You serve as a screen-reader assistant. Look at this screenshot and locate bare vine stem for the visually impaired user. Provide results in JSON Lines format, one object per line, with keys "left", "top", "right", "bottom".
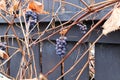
{"left": 80, "top": 0, "right": 91, "bottom": 11}
{"left": 76, "top": 60, "right": 89, "bottom": 80}
{"left": 0, "top": 49, "right": 20, "bottom": 67}
{"left": 57, "top": 33, "right": 103, "bottom": 80}
{"left": 34, "top": 0, "right": 116, "bottom": 45}
{"left": 0, "top": 0, "right": 118, "bottom": 79}
{"left": 45, "top": 7, "right": 113, "bottom": 77}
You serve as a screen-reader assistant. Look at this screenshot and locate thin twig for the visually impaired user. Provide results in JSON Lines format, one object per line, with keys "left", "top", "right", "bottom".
{"left": 29, "top": 0, "right": 63, "bottom": 46}
{"left": 57, "top": 34, "right": 103, "bottom": 80}
{"left": 75, "top": 60, "right": 89, "bottom": 80}
{"left": 0, "top": 49, "right": 20, "bottom": 67}
{"left": 80, "top": 0, "right": 91, "bottom": 11}
{"left": 0, "top": 13, "right": 10, "bottom": 24}
{"left": 45, "top": 8, "right": 113, "bottom": 77}
{"left": 35, "top": 0, "right": 116, "bottom": 45}
{"left": 55, "top": 0, "right": 84, "bottom": 10}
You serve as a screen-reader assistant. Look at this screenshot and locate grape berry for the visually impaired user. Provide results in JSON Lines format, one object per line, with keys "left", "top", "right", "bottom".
{"left": 56, "top": 36, "right": 67, "bottom": 56}
{"left": 25, "top": 11, "right": 37, "bottom": 30}
{"left": 77, "top": 23, "right": 87, "bottom": 34}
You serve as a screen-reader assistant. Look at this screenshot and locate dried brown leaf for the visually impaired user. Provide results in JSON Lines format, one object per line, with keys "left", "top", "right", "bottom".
{"left": 0, "top": 49, "right": 9, "bottom": 59}
{"left": 0, "top": 0, "right": 6, "bottom": 10}
{"left": 28, "top": 1, "right": 49, "bottom": 14}
{"left": 102, "top": 7, "right": 120, "bottom": 35}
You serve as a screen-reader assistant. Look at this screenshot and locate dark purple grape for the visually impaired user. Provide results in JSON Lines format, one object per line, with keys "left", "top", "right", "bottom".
{"left": 62, "top": 47, "right": 66, "bottom": 51}
{"left": 82, "top": 31, "right": 86, "bottom": 34}
{"left": 25, "top": 11, "right": 32, "bottom": 22}
{"left": 61, "top": 50, "right": 65, "bottom": 53}
{"left": 0, "top": 46, "right": 6, "bottom": 50}
{"left": 77, "top": 23, "right": 87, "bottom": 34}
{"left": 58, "top": 45, "right": 62, "bottom": 48}
{"left": 58, "top": 48, "right": 62, "bottom": 51}
{"left": 56, "top": 52, "right": 62, "bottom": 55}
{"left": 25, "top": 11, "right": 38, "bottom": 30}
{"left": 55, "top": 36, "right": 67, "bottom": 56}
{"left": 56, "top": 39, "right": 59, "bottom": 41}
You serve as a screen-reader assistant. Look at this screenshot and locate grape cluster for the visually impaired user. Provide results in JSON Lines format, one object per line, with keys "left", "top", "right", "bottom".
{"left": 77, "top": 23, "right": 87, "bottom": 34}
{"left": 25, "top": 11, "right": 37, "bottom": 30}
{"left": 56, "top": 36, "right": 67, "bottom": 56}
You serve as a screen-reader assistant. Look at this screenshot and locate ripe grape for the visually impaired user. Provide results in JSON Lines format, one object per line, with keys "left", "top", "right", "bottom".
{"left": 25, "top": 11, "right": 38, "bottom": 30}
{"left": 56, "top": 36, "right": 67, "bottom": 56}
{"left": 77, "top": 23, "right": 87, "bottom": 34}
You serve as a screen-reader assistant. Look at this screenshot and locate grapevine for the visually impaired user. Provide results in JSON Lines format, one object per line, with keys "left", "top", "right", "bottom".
{"left": 0, "top": 0, "right": 118, "bottom": 80}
